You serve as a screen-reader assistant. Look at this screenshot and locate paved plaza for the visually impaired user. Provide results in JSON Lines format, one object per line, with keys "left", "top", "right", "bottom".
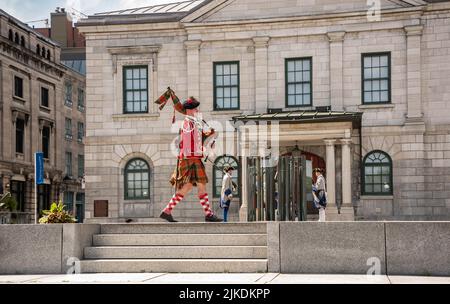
{"left": 0, "top": 273, "right": 449, "bottom": 284}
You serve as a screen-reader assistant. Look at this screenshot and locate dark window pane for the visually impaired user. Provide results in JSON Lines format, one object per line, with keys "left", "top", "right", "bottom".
{"left": 14, "top": 76, "right": 23, "bottom": 98}
{"left": 42, "top": 126, "right": 50, "bottom": 159}
{"left": 123, "top": 66, "right": 149, "bottom": 114}
{"left": 15, "top": 119, "right": 25, "bottom": 154}
{"left": 214, "top": 62, "right": 239, "bottom": 110}
{"left": 125, "top": 158, "right": 150, "bottom": 200}
{"left": 286, "top": 58, "right": 312, "bottom": 107}
{"left": 41, "top": 87, "right": 49, "bottom": 107}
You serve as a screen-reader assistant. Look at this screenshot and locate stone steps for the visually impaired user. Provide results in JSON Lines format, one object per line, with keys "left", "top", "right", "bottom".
{"left": 80, "top": 259, "right": 268, "bottom": 273}
{"left": 80, "top": 223, "right": 268, "bottom": 273}
{"left": 93, "top": 233, "right": 267, "bottom": 246}
{"left": 84, "top": 245, "right": 267, "bottom": 259}
{"left": 100, "top": 223, "right": 267, "bottom": 234}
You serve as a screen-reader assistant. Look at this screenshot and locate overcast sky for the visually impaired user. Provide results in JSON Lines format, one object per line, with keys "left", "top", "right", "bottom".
{"left": 3, "top": 0, "right": 180, "bottom": 27}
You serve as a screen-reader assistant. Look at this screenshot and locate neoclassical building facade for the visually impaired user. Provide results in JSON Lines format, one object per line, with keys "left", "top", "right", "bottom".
{"left": 0, "top": 9, "right": 86, "bottom": 223}
{"left": 78, "top": 0, "right": 450, "bottom": 222}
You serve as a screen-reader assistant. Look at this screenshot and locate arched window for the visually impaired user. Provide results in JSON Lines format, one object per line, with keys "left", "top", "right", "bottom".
{"left": 41, "top": 47, "right": 46, "bottom": 57}
{"left": 46, "top": 50, "right": 51, "bottom": 60}
{"left": 8, "top": 29, "right": 13, "bottom": 41}
{"left": 362, "top": 151, "right": 393, "bottom": 195}
{"left": 20, "top": 36, "right": 25, "bottom": 47}
{"left": 14, "top": 32, "right": 19, "bottom": 44}
{"left": 36, "top": 44, "right": 40, "bottom": 54}
{"left": 213, "top": 155, "right": 240, "bottom": 198}
{"left": 125, "top": 158, "right": 150, "bottom": 200}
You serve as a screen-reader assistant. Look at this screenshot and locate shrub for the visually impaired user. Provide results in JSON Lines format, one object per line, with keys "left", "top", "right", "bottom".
{"left": 0, "top": 195, "right": 17, "bottom": 212}
{"left": 39, "top": 201, "right": 77, "bottom": 224}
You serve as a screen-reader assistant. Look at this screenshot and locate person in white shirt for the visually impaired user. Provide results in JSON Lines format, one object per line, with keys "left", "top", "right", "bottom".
{"left": 312, "top": 168, "right": 327, "bottom": 222}
{"left": 220, "top": 166, "right": 237, "bottom": 222}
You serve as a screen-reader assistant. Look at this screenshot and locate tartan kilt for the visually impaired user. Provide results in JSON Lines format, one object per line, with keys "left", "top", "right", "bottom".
{"left": 170, "top": 158, "right": 208, "bottom": 190}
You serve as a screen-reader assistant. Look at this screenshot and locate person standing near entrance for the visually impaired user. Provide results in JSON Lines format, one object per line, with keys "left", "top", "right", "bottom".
{"left": 312, "top": 168, "right": 327, "bottom": 222}
{"left": 220, "top": 166, "right": 237, "bottom": 222}
{"left": 155, "top": 88, "right": 223, "bottom": 223}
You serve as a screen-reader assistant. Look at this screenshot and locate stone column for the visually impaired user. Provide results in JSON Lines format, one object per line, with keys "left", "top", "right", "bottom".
{"left": 404, "top": 25, "right": 424, "bottom": 123}
{"left": 239, "top": 141, "right": 248, "bottom": 222}
{"left": 184, "top": 40, "right": 202, "bottom": 98}
{"left": 328, "top": 138, "right": 354, "bottom": 221}
{"left": 324, "top": 139, "right": 336, "bottom": 209}
{"left": 253, "top": 37, "right": 270, "bottom": 114}
{"left": 341, "top": 138, "right": 352, "bottom": 207}
{"left": 327, "top": 31, "right": 345, "bottom": 111}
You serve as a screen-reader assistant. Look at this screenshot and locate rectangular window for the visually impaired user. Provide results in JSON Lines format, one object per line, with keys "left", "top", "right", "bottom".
{"left": 15, "top": 118, "right": 25, "bottom": 154}
{"left": 65, "top": 152, "right": 72, "bottom": 177}
{"left": 75, "top": 193, "right": 85, "bottom": 223}
{"left": 65, "top": 118, "right": 72, "bottom": 141}
{"left": 11, "top": 181, "right": 25, "bottom": 212}
{"left": 14, "top": 76, "right": 23, "bottom": 98}
{"left": 286, "top": 58, "right": 312, "bottom": 107}
{"left": 214, "top": 62, "right": 240, "bottom": 110}
{"left": 41, "top": 87, "right": 49, "bottom": 108}
{"left": 65, "top": 83, "right": 73, "bottom": 107}
{"left": 42, "top": 126, "right": 50, "bottom": 159}
{"left": 77, "top": 88, "right": 85, "bottom": 112}
{"left": 64, "top": 191, "right": 74, "bottom": 213}
{"left": 362, "top": 53, "right": 391, "bottom": 104}
{"left": 78, "top": 155, "right": 84, "bottom": 178}
{"left": 77, "top": 122, "right": 84, "bottom": 143}
{"left": 123, "top": 66, "right": 148, "bottom": 114}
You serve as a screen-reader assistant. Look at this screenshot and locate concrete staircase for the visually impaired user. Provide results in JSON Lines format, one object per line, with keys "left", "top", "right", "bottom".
{"left": 80, "top": 223, "right": 268, "bottom": 273}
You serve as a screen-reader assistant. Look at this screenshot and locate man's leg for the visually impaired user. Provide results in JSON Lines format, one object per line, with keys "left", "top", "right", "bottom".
{"left": 223, "top": 207, "right": 229, "bottom": 222}
{"left": 197, "top": 184, "right": 222, "bottom": 222}
{"left": 160, "top": 183, "right": 193, "bottom": 222}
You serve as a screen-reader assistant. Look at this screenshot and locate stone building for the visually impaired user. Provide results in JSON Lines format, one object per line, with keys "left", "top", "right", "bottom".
{"left": 78, "top": 0, "right": 450, "bottom": 223}
{"left": 0, "top": 9, "right": 86, "bottom": 223}
{"left": 36, "top": 8, "right": 87, "bottom": 223}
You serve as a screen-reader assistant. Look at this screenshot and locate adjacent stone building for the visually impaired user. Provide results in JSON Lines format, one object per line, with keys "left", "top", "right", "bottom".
{"left": 78, "top": 0, "right": 450, "bottom": 222}
{"left": 0, "top": 9, "right": 86, "bottom": 223}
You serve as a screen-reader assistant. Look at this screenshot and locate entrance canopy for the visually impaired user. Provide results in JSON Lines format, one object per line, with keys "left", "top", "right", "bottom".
{"left": 233, "top": 109, "right": 362, "bottom": 126}
{"left": 232, "top": 109, "right": 362, "bottom": 222}
{"left": 232, "top": 109, "right": 362, "bottom": 145}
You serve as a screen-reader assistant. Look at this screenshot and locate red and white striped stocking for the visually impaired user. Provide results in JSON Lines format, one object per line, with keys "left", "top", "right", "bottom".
{"left": 163, "top": 193, "right": 184, "bottom": 214}
{"left": 199, "top": 193, "right": 213, "bottom": 216}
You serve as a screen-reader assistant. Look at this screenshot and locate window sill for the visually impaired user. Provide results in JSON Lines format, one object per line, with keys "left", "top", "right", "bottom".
{"left": 40, "top": 105, "right": 51, "bottom": 113}
{"left": 360, "top": 195, "right": 394, "bottom": 200}
{"left": 13, "top": 96, "right": 26, "bottom": 104}
{"left": 112, "top": 113, "right": 160, "bottom": 122}
{"left": 211, "top": 110, "right": 243, "bottom": 116}
{"left": 358, "top": 104, "right": 395, "bottom": 110}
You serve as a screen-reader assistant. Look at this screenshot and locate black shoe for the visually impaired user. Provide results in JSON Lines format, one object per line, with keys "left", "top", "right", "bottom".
{"left": 160, "top": 212, "right": 178, "bottom": 223}
{"left": 205, "top": 214, "right": 223, "bottom": 222}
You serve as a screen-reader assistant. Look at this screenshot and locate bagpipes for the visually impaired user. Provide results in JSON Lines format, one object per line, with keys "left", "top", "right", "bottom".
{"left": 154, "top": 87, "right": 218, "bottom": 164}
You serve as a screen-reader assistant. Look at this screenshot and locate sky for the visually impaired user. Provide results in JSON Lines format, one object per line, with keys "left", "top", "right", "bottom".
{"left": 2, "top": 0, "right": 181, "bottom": 27}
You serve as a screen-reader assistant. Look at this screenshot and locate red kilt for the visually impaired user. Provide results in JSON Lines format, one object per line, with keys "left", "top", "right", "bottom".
{"left": 170, "top": 158, "right": 208, "bottom": 190}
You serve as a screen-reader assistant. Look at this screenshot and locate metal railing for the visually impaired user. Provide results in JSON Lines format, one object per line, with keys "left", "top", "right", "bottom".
{"left": 247, "top": 155, "right": 307, "bottom": 222}
{"left": 0, "top": 212, "right": 33, "bottom": 224}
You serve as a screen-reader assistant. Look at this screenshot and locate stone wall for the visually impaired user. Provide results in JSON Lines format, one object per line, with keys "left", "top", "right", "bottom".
{"left": 269, "top": 221, "right": 450, "bottom": 276}
{"left": 0, "top": 224, "right": 99, "bottom": 275}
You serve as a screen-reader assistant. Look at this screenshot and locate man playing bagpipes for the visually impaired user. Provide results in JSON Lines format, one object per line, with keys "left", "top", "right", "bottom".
{"left": 155, "top": 88, "right": 223, "bottom": 223}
